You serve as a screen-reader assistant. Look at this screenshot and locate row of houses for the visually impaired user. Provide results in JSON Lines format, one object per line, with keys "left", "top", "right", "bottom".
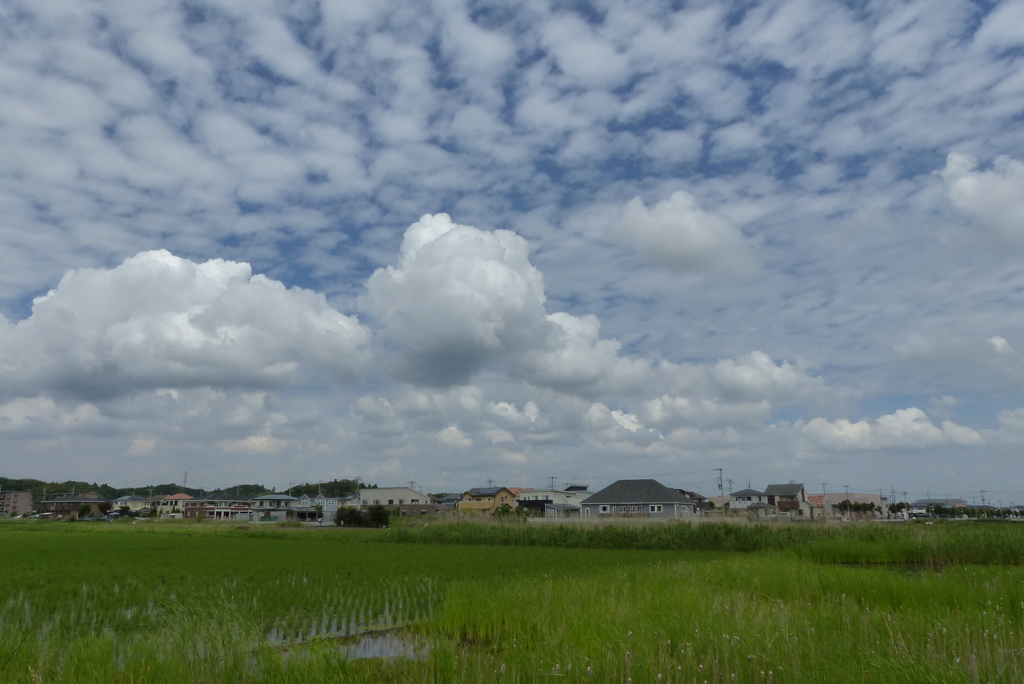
{"left": 17, "top": 479, "right": 1007, "bottom": 523}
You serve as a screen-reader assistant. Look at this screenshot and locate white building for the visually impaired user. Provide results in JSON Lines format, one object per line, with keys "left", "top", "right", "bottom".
{"left": 358, "top": 487, "right": 432, "bottom": 507}
{"left": 515, "top": 488, "right": 592, "bottom": 506}
{"left": 729, "top": 488, "right": 767, "bottom": 510}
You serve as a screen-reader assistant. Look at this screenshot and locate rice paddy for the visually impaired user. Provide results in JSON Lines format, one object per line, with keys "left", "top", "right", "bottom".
{"left": 1, "top": 519, "right": 1023, "bottom": 682}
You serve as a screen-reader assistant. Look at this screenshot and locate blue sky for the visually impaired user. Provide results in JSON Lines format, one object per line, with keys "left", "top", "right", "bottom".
{"left": 2, "top": 0, "right": 1024, "bottom": 501}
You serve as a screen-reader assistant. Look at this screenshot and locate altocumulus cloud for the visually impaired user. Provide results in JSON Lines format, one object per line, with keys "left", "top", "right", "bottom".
{"left": 0, "top": 250, "right": 370, "bottom": 400}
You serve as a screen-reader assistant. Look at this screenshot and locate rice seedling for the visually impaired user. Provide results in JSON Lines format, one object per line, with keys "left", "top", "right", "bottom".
{"left": 2, "top": 520, "right": 1023, "bottom": 682}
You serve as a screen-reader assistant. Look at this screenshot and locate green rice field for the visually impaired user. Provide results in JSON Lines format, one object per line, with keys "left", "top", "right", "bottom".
{"left": 1, "top": 519, "right": 1023, "bottom": 683}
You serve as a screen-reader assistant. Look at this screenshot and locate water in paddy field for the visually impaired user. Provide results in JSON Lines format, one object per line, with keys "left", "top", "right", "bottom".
{"left": 344, "top": 631, "right": 429, "bottom": 660}
{"left": 265, "top": 580, "right": 436, "bottom": 661}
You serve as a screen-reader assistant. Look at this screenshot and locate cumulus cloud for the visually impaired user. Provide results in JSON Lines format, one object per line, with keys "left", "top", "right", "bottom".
{"left": 436, "top": 424, "right": 472, "bottom": 448}
{"left": 0, "top": 396, "right": 101, "bottom": 432}
{"left": 511, "top": 312, "right": 653, "bottom": 396}
{"left": 363, "top": 214, "right": 550, "bottom": 386}
{"left": 942, "top": 153, "right": 1024, "bottom": 241}
{"left": 610, "top": 192, "right": 755, "bottom": 272}
{"left": 0, "top": 250, "right": 370, "bottom": 400}
{"left": 640, "top": 395, "right": 772, "bottom": 429}
{"left": 711, "top": 351, "right": 824, "bottom": 401}
{"left": 802, "top": 407, "right": 982, "bottom": 450}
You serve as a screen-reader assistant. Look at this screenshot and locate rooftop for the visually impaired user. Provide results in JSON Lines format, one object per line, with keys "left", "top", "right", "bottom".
{"left": 584, "top": 479, "right": 694, "bottom": 505}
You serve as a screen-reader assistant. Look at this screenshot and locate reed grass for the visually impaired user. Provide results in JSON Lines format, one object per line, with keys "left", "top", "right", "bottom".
{"left": 387, "top": 518, "right": 1024, "bottom": 565}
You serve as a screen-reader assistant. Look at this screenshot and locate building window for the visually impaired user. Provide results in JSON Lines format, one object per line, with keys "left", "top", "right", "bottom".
{"left": 650, "top": 505, "right": 663, "bottom": 513}
{"left": 399, "top": 499, "right": 405, "bottom": 505}
{"left": 388, "top": 499, "right": 394, "bottom": 505}
{"left": 412, "top": 499, "right": 419, "bottom": 504}
{"left": 362, "top": 500, "right": 368, "bottom": 505}
{"left": 374, "top": 499, "right": 381, "bottom": 505}
{"left": 600, "top": 505, "right": 610, "bottom": 513}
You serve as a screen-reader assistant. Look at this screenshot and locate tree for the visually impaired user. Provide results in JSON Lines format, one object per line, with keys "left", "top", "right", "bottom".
{"left": 118, "top": 505, "right": 132, "bottom": 517}
{"left": 366, "top": 505, "right": 390, "bottom": 528}
{"left": 78, "top": 503, "right": 93, "bottom": 519}
{"left": 493, "top": 503, "right": 514, "bottom": 518}
{"left": 97, "top": 501, "right": 113, "bottom": 516}
{"left": 334, "top": 507, "right": 367, "bottom": 527}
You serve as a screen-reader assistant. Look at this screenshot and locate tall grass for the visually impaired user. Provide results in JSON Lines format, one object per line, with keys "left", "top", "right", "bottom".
{"left": 387, "top": 519, "right": 1024, "bottom": 565}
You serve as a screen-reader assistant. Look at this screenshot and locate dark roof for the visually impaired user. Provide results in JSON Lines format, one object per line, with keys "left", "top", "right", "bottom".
{"left": 749, "top": 502, "right": 775, "bottom": 510}
{"left": 731, "top": 488, "right": 764, "bottom": 498}
{"left": 564, "top": 484, "right": 589, "bottom": 492}
{"left": 764, "top": 484, "right": 804, "bottom": 497}
{"left": 254, "top": 494, "right": 297, "bottom": 501}
{"left": 43, "top": 493, "right": 101, "bottom": 503}
{"left": 545, "top": 503, "right": 581, "bottom": 511}
{"left": 465, "top": 487, "right": 506, "bottom": 497}
{"left": 584, "top": 479, "right": 694, "bottom": 505}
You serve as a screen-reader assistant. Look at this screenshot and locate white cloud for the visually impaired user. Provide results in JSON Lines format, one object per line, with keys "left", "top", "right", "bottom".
{"left": 0, "top": 1, "right": 1022, "bottom": 493}
{"left": 436, "top": 424, "right": 472, "bottom": 448}
{"left": 610, "top": 192, "right": 755, "bottom": 272}
{"left": 363, "top": 214, "right": 550, "bottom": 385}
{"left": 0, "top": 250, "right": 370, "bottom": 399}
{"left": 710, "top": 352, "right": 824, "bottom": 401}
{"left": 989, "top": 336, "right": 1013, "bottom": 354}
{"left": 943, "top": 153, "right": 1024, "bottom": 241}
{"left": 802, "top": 407, "right": 982, "bottom": 450}
{"left": 512, "top": 312, "right": 652, "bottom": 396}
{"left": 0, "top": 396, "right": 101, "bottom": 432}
{"left": 129, "top": 438, "right": 156, "bottom": 456}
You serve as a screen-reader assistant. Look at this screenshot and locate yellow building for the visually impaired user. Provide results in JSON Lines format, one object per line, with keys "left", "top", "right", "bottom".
{"left": 459, "top": 487, "right": 517, "bottom": 515}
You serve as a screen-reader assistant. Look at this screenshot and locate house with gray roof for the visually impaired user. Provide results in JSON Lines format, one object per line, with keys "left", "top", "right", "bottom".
{"left": 763, "top": 483, "right": 818, "bottom": 520}
{"left": 729, "top": 488, "right": 767, "bottom": 510}
{"left": 580, "top": 479, "right": 696, "bottom": 519}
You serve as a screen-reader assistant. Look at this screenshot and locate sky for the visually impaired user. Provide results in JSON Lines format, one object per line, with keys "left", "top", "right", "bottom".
{"left": 1, "top": 0, "right": 1024, "bottom": 503}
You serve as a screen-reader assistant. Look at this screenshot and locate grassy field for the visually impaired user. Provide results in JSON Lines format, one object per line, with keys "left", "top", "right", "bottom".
{"left": 1, "top": 520, "right": 1023, "bottom": 683}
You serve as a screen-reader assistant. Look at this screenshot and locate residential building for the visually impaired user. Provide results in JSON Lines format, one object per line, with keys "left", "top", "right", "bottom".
{"left": 458, "top": 487, "right": 517, "bottom": 515}
{"left": 515, "top": 486, "right": 591, "bottom": 517}
{"left": 763, "top": 483, "right": 818, "bottom": 519}
{"left": 40, "top": 493, "right": 105, "bottom": 519}
{"left": 357, "top": 486, "right": 444, "bottom": 517}
{"left": 677, "top": 489, "right": 711, "bottom": 509}
{"left": 0, "top": 489, "right": 33, "bottom": 517}
{"left": 729, "top": 488, "right": 767, "bottom": 510}
{"left": 292, "top": 492, "right": 341, "bottom": 521}
{"left": 153, "top": 493, "right": 193, "bottom": 517}
{"left": 112, "top": 494, "right": 151, "bottom": 514}
{"left": 250, "top": 494, "right": 298, "bottom": 521}
{"left": 580, "top": 479, "right": 696, "bottom": 519}
{"left": 182, "top": 495, "right": 253, "bottom": 521}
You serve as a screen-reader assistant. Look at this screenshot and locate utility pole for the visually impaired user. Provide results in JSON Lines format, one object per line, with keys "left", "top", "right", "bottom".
{"left": 548, "top": 476, "right": 556, "bottom": 490}
{"left": 726, "top": 479, "right": 734, "bottom": 495}
{"left": 844, "top": 484, "right": 850, "bottom": 517}
{"left": 821, "top": 483, "right": 828, "bottom": 517}
{"left": 487, "top": 477, "right": 494, "bottom": 488}
{"left": 408, "top": 481, "right": 417, "bottom": 493}
{"left": 716, "top": 468, "right": 723, "bottom": 499}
